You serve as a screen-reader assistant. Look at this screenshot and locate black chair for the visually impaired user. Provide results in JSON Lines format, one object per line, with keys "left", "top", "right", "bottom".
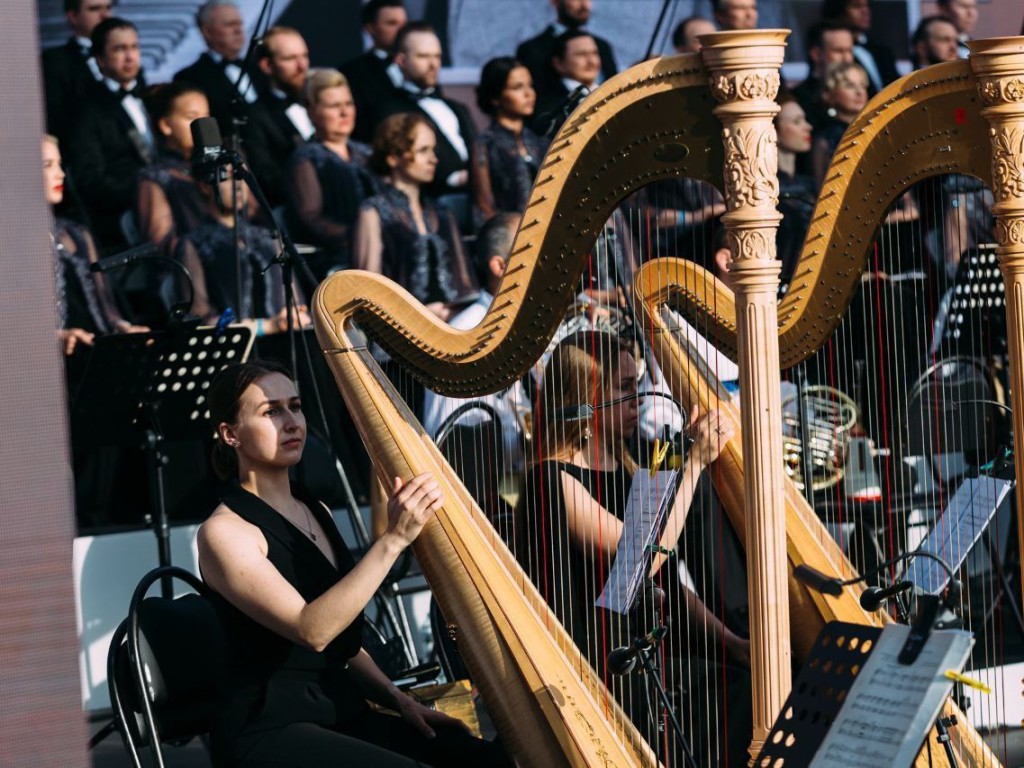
{"left": 106, "top": 565, "right": 226, "bottom": 768}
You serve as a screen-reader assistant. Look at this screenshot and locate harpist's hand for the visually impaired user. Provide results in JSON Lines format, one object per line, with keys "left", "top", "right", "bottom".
{"left": 395, "top": 692, "right": 471, "bottom": 739}
{"left": 688, "top": 407, "right": 736, "bottom": 468}
{"left": 386, "top": 473, "right": 445, "bottom": 547}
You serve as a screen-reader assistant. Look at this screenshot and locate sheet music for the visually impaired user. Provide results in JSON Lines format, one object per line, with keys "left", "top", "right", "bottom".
{"left": 810, "top": 625, "right": 973, "bottom": 768}
{"left": 595, "top": 470, "right": 677, "bottom": 615}
{"left": 903, "top": 476, "right": 1013, "bottom": 594}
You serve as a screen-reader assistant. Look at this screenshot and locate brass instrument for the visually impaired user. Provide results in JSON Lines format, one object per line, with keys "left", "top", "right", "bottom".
{"left": 781, "top": 385, "right": 858, "bottom": 492}
{"left": 312, "top": 31, "right": 1024, "bottom": 767}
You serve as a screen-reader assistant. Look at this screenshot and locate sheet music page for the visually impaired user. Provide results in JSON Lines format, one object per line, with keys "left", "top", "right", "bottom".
{"left": 810, "top": 625, "right": 973, "bottom": 768}
{"left": 903, "top": 476, "right": 1013, "bottom": 594}
{"left": 595, "top": 470, "right": 677, "bottom": 615}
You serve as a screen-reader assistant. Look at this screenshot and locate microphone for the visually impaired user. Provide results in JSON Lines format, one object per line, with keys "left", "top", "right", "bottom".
{"left": 190, "top": 116, "right": 227, "bottom": 183}
{"left": 793, "top": 564, "right": 844, "bottom": 597}
{"left": 607, "top": 625, "right": 668, "bottom": 675}
{"left": 860, "top": 580, "right": 914, "bottom": 612}
{"left": 89, "top": 242, "right": 159, "bottom": 272}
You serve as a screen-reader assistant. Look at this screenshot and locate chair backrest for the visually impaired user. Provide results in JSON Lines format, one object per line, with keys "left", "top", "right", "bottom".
{"left": 112, "top": 566, "right": 226, "bottom": 767}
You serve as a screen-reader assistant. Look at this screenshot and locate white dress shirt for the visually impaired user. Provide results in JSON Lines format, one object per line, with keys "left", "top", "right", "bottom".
{"left": 104, "top": 77, "right": 153, "bottom": 150}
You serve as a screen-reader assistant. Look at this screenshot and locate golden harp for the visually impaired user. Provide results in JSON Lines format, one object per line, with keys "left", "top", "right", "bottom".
{"left": 312, "top": 30, "right": 1024, "bottom": 767}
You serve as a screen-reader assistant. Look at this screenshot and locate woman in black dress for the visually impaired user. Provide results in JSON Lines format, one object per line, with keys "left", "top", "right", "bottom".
{"left": 137, "top": 83, "right": 211, "bottom": 256}
{"left": 199, "top": 361, "right": 506, "bottom": 767}
{"left": 517, "top": 331, "right": 750, "bottom": 765}
{"left": 355, "top": 113, "right": 476, "bottom": 323}
{"left": 176, "top": 173, "right": 308, "bottom": 335}
{"left": 44, "top": 135, "right": 144, "bottom": 355}
{"left": 470, "top": 57, "right": 549, "bottom": 229}
{"left": 284, "top": 68, "right": 379, "bottom": 279}
{"left": 774, "top": 91, "right": 817, "bottom": 292}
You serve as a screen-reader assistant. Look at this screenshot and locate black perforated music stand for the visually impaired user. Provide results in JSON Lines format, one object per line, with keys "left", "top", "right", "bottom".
{"left": 71, "top": 325, "right": 253, "bottom": 596}
{"left": 754, "top": 621, "right": 882, "bottom": 767}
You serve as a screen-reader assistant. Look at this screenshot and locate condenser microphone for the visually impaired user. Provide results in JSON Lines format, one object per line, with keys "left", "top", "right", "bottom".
{"left": 190, "top": 116, "right": 226, "bottom": 183}
{"left": 607, "top": 625, "right": 668, "bottom": 675}
{"left": 793, "top": 564, "right": 844, "bottom": 596}
{"left": 860, "top": 580, "right": 914, "bottom": 612}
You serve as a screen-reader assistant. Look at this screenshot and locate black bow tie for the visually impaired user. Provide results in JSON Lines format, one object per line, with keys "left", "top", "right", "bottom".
{"left": 220, "top": 58, "right": 244, "bottom": 68}
{"left": 409, "top": 87, "right": 437, "bottom": 101}
{"left": 118, "top": 84, "right": 143, "bottom": 100}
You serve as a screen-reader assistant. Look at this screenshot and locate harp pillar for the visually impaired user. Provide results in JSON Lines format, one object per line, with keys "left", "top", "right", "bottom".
{"left": 699, "top": 30, "right": 791, "bottom": 761}
{"left": 969, "top": 37, "right": 1024, "bottom": 615}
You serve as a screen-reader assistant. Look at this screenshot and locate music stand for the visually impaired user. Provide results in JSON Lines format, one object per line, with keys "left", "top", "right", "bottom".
{"left": 71, "top": 325, "right": 253, "bottom": 597}
{"left": 755, "top": 621, "right": 881, "bottom": 767}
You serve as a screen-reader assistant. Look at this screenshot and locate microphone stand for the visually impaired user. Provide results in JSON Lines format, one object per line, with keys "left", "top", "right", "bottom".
{"left": 644, "top": 0, "right": 680, "bottom": 60}
{"left": 227, "top": 0, "right": 276, "bottom": 322}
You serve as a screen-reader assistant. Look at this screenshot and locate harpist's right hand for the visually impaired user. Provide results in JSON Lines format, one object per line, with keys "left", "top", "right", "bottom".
{"left": 386, "top": 473, "right": 445, "bottom": 547}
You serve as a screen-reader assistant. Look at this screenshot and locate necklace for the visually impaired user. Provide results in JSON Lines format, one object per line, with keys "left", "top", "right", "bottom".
{"left": 294, "top": 500, "right": 317, "bottom": 541}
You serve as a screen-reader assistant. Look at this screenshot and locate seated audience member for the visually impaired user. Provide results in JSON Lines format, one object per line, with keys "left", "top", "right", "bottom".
{"left": 821, "top": 0, "right": 899, "bottom": 94}
{"left": 936, "top": 0, "right": 977, "bottom": 59}
{"left": 355, "top": 114, "right": 477, "bottom": 322}
{"left": 174, "top": 0, "right": 259, "bottom": 138}
{"left": 470, "top": 58, "right": 549, "bottom": 228}
{"left": 285, "top": 69, "right": 379, "bottom": 279}
{"left": 774, "top": 91, "right": 816, "bottom": 291}
{"left": 376, "top": 23, "right": 476, "bottom": 202}
{"left": 198, "top": 362, "right": 508, "bottom": 768}
{"left": 713, "top": 0, "right": 758, "bottom": 31}
{"left": 44, "top": 135, "right": 144, "bottom": 357}
{"left": 911, "top": 16, "right": 960, "bottom": 69}
{"left": 136, "top": 83, "right": 211, "bottom": 258}
{"left": 245, "top": 27, "right": 314, "bottom": 209}
{"left": 517, "top": 330, "right": 750, "bottom": 764}
{"left": 177, "top": 170, "right": 306, "bottom": 336}
{"left": 422, "top": 213, "right": 528, "bottom": 467}
{"left": 70, "top": 17, "right": 155, "bottom": 253}
{"left": 792, "top": 21, "right": 856, "bottom": 132}
{"left": 340, "top": 0, "right": 406, "bottom": 143}
{"left": 671, "top": 15, "right": 717, "bottom": 54}
{"left": 515, "top": 0, "right": 617, "bottom": 107}
{"left": 42, "top": 0, "right": 112, "bottom": 145}
{"left": 533, "top": 29, "right": 602, "bottom": 136}
{"left": 810, "top": 61, "right": 868, "bottom": 185}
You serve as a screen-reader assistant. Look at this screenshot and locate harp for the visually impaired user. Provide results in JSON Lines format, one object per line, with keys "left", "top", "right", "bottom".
{"left": 313, "top": 31, "right": 1023, "bottom": 767}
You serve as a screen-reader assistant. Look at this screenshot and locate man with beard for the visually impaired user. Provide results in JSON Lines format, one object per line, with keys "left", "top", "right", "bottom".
{"left": 243, "top": 27, "right": 314, "bottom": 207}
{"left": 516, "top": 0, "right": 616, "bottom": 110}
{"left": 911, "top": 16, "right": 960, "bottom": 69}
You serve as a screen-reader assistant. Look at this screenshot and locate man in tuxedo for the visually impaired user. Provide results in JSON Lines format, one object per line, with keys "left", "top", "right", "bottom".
{"left": 376, "top": 23, "right": 476, "bottom": 202}
{"left": 340, "top": 0, "right": 406, "bottom": 143}
{"left": 173, "top": 0, "right": 258, "bottom": 138}
{"left": 516, "top": 0, "right": 616, "bottom": 110}
{"left": 70, "top": 17, "right": 155, "bottom": 253}
{"left": 41, "top": 0, "right": 112, "bottom": 145}
{"left": 533, "top": 30, "right": 601, "bottom": 137}
{"left": 792, "top": 21, "right": 856, "bottom": 130}
{"left": 243, "top": 26, "right": 313, "bottom": 207}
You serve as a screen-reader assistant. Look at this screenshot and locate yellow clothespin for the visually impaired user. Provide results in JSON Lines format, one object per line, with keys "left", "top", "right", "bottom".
{"left": 650, "top": 439, "right": 670, "bottom": 477}
{"left": 944, "top": 670, "right": 991, "bottom": 694}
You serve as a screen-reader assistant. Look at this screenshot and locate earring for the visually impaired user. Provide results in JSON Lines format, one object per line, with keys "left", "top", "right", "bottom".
{"left": 582, "top": 427, "right": 592, "bottom": 442}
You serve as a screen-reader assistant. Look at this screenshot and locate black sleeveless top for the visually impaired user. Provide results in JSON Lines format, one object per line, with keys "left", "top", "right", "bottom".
{"left": 209, "top": 483, "right": 367, "bottom": 752}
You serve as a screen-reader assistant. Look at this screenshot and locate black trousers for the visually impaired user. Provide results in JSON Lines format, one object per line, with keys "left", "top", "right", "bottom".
{"left": 233, "top": 709, "right": 508, "bottom": 768}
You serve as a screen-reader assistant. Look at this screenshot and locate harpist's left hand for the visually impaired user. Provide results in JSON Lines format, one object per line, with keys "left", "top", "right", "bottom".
{"left": 395, "top": 692, "right": 471, "bottom": 739}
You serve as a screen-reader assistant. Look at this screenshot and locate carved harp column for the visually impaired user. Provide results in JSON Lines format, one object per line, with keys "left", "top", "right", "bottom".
{"left": 970, "top": 38, "right": 1024, "bottom": 604}
{"left": 699, "top": 30, "right": 791, "bottom": 758}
